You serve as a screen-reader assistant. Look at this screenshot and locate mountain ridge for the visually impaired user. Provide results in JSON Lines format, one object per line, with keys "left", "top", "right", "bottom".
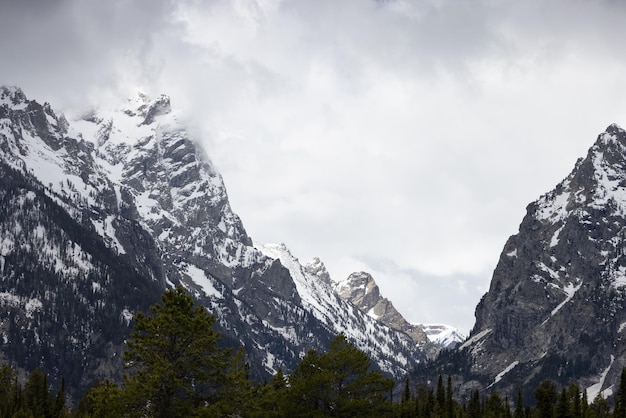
{"left": 334, "top": 271, "right": 463, "bottom": 351}
{"left": 0, "top": 86, "right": 433, "bottom": 400}
{"left": 416, "top": 123, "right": 626, "bottom": 403}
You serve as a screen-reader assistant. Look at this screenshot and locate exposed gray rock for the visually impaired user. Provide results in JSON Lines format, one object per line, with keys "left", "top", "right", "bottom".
{"left": 335, "top": 271, "right": 439, "bottom": 357}
{"left": 449, "top": 124, "right": 626, "bottom": 401}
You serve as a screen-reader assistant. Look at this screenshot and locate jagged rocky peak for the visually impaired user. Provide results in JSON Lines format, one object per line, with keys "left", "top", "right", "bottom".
{"left": 0, "top": 85, "right": 66, "bottom": 153}
{"left": 457, "top": 123, "right": 626, "bottom": 400}
{"left": 74, "top": 91, "right": 252, "bottom": 248}
{"left": 304, "top": 257, "right": 332, "bottom": 285}
{"left": 120, "top": 92, "right": 172, "bottom": 126}
{"left": 335, "top": 271, "right": 380, "bottom": 308}
{"left": 334, "top": 271, "right": 438, "bottom": 353}
{"left": 0, "top": 85, "right": 28, "bottom": 107}
{"left": 532, "top": 123, "right": 626, "bottom": 226}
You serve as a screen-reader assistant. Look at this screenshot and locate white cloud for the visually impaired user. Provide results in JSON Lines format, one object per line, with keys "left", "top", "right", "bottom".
{"left": 3, "top": 0, "right": 626, "bottom": 331}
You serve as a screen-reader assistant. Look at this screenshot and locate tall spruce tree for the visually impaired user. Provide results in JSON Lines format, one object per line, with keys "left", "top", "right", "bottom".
{"left": 514, "top": 387, "right": 525, "bottom": 418}
{"left": 535, "top": 379, "right": 558, "bottom": 418}
{"left": 122, "top": 286, "right": 229, "bottom": 418}
{"left": 615, "top": 368, "right": 626, "bottom": 418}
{"left": 286, "top": 333, "right": 394, "bottom": 417}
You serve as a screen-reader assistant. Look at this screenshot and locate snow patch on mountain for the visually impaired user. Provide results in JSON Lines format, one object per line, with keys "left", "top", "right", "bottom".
{"left": 587, "top": 355, "right": 615, "bottom": 401}
{"left": 183, "top": 263, "right": 223, "bottom": 299}
{"left": 490, "top": 361, "right": 519, "bottom": 387}
{"left": 459, "top": 328, "right": 491, "bottom": 351}
{"left": 91, "top": 216, "right": 126, "bottom": 254}
{"left": 544, "top": 281, "right": 582, "bottom": 322}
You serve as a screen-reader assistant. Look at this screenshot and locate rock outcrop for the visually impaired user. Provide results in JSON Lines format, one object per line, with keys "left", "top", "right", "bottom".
{"left": 425, "top": 124, "right": 626, "bottom": 402}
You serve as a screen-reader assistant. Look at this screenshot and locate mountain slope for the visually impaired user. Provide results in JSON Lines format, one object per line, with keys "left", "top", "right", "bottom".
{"left": 256, "top": 244, "right": 429, "bottom": 372}
{"left": 435, "top": 124, "right": 626, "bottom": 401}
{"left": 0, "top": 86, "right": 430, "bottom": 400}
{"left": 334, "top": 271, "right": 461, "bottom": 353}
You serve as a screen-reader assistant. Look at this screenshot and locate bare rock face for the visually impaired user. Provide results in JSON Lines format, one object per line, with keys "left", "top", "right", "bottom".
{"left": 434, "top": 124, "right": 626, "bottom": 402}
{"left": 335, "top": 272, "right": 438, "bottom": 356}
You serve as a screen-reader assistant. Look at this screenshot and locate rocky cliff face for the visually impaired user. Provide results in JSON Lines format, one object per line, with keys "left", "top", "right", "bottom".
{"left": 0, "top": 86, "right": 430, "bottom": 400}
{"left": 440, "top": 124, "right": 626, "bottom": 401}
{"left": 335, "top": 272, "right": 444, "bottom": 355}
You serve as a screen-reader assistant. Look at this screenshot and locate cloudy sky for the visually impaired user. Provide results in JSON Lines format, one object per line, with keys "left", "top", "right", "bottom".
{"left": 3, "top": 0, "right": 626, "bottom": 334}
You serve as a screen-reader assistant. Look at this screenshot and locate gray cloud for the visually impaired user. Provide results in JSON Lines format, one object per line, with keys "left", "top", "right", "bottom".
{"left": 3, "top": 0, "right": 626, "bottom": 332}
{"left": 0, "top": 0, "right": 176, "bottom": 107}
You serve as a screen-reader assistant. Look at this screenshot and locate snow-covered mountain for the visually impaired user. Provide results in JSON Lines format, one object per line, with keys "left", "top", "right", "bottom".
{"left": 420, "top": 324, "right": 465, "bottom": 349}
{"left": 334, "top": 271, "right": 464, "bottom": 353}
{"left": 421, "top": 124, "right": 626, "bottom": 402}
{"left": 0, "top": 86, "right": 431, "bottom": 400}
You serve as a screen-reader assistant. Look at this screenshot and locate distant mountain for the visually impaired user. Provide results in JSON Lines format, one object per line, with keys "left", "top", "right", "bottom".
{"left": 420, "top": 324, "right": 465, "bottom": 349}
{"left": 334, "top": 271, "right": 459, "bottom": 354}
{"left": 418, "top": 124, "right": 626, "bottom": 403}
{"left": 0, "top": 86, "right": 432, "bottom": 401}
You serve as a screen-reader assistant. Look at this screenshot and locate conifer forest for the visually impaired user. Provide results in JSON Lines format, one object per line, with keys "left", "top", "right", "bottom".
{"left": 0, "top": 287, "right": 624, "bottom": 418}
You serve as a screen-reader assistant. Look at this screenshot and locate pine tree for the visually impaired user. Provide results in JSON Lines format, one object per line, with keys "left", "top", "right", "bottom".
{"left": 514, "top": 387, "right": 525, "bottom": 418}
{"left": 468, "top": 389, "right": 481, "bottom": 418}
{"left": 556, "top": 387, "right": 570, "bottom": 418}
{"left": 403, "top": 375, "right": 411, "bottom": 404}
{"left": 207, "top": 347, "right": 258, "bottom": 417}
{"left": 589, "top": 394, "right": 610, "bottom": 418}
{"left": 435, "top": 374, "right": 445, "bottom": 414}
{"left": 0, "top": 364, "right": 17, "bottom": 417}
{"left": 445, "top": 375, "right": 454, "bottom": 418}
{"left": 535, "top": 379, "right": 557, "bottom": 418}
{"left": 615, "top": 368, "right": 626, "bottom": 418}
{"left": 568, "top": 384, "right": 582, "bottom": 418}
{"left": 396, "top": 375, "right": 414, "bottom": 418}
{"left": 484, "top": 390, "right": 505, "bottom": 418}
{"left": 286, "top": 333, "right": 394, "bottom": 417}
{"left": 122, "top": 286, "right": 229, "bottom": 418}
{"left": 23, "top": 368, "right": 51, "bottom": 418}
{"left": 82, "top": 380, "right": 125, "bottom": 418}
{"left": 53, "top": 377, "right": 68, "bottom": 418}
{"left": 581, "top": 389, "right": 588, "bottom": 418}
{"left": 256, "top": 369, "right": 288, "bottom": 418}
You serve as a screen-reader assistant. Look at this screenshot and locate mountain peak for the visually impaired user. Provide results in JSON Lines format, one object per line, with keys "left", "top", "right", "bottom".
{"left": 605, "top": 122, "right": 624, "bottom": 135}
{"left": 0, "top": 85, "right": 28, "bottom": 109}
{"left": 118, "top": 92, "right": 172, "bottom": 126}
{"left": 420, "top": 324, "right": 465, "bottom": 349}
{"left": 334, "top": 271, "right": 438, "bottom": 353}
{"left": 304, "top": 257, "right": 332, "bottom": 285}
{"left": 335, "top": 272, "right": 380, "bottom": 308}
{"left": 456, "top": 123, "right": 626, "bottom": 400}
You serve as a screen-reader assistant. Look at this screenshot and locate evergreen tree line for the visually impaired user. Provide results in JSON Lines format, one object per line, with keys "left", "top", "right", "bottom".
{"left": 3, "top": 286, "right": 626, "bottom": 417}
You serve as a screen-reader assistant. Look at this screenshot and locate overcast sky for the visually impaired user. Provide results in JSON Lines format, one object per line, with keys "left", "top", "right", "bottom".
{"left": 3, "top": 0, "right": 626, "bottom": 335}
